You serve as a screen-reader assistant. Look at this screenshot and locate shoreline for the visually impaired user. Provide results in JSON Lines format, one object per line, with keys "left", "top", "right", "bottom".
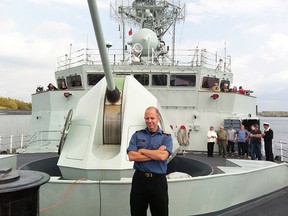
{"left": 258, "top": 111, "right": 288, "bottom": 118}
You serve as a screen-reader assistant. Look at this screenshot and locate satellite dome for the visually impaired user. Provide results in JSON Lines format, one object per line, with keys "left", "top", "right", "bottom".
{"left": 131, "top": 28, "right": 159, "bottom": 56}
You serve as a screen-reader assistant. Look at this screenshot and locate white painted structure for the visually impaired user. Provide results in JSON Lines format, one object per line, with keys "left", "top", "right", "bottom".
{"left": 37, "top": 160, "right": 288, "bottom": 216}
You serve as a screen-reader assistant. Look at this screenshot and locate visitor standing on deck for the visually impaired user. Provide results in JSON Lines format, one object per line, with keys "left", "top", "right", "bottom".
{"left": 250, "top": 124, "right": 262, "bottom": 160}
{"left": 217, "top": 126, "right": 228, "bottom": 158}
{"left": 227, "top": 125, "right": 236, "bottom": 156}
{"left": 207, "top": 126, "right": 217, "bottom": 157}
{"left": 236, "top": 125, "right": 249, "bottom": 158}
{"left": 262, "top": 122, "right": 274, "bottom": 162}
{"left": 127, "top": 106, "right": 173, "bottom": 216}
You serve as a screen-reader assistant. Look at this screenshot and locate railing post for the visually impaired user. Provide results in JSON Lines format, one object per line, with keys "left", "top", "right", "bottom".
{"left": 40, "top": 131, "right": 42, "bottom": 147}
{"left": 10, "top": 135, "right": 13, "bottom": 154}
{"left": 21, "top": 134, "right": 24, "bottom": 149}
{"left": 280, "top": 141, "right": 283, "bottom": 162}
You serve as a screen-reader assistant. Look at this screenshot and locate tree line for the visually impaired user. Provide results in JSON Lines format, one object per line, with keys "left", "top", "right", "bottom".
{"left": 258, "top": 111, "right": 288, "bottom": 117}
{"left": 0, "top": 97, "right": 32, "bottom": 111}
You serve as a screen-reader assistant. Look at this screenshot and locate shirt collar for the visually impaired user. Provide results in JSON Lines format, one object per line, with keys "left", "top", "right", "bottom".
{"left": 145, "top": 127, "right": 162, "bottom": 135}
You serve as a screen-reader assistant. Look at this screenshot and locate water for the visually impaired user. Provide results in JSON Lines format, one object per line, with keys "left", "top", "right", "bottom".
{"left": 259, "top": 117, "right": 288, "bottom": 161}
{"left": 0, "top": 115, "right": 31, "bottom": 152}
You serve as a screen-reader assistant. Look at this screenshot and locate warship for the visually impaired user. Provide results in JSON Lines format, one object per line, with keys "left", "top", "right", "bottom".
{"left": 2, "top": 0, "right": 287, "bottom": 215}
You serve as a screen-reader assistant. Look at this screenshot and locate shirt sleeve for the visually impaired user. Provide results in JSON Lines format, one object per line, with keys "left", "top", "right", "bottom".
{"left": 127, "top": 133, "right": 138, "bottom": 153}
{"left": 163, "top": 134, "right": 173, "bottom": 155}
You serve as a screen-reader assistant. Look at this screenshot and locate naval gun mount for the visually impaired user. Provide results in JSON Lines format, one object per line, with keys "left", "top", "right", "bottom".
{"left": 20, "top": 0, "right": 213, "bottom": 181}
{"left": 56, "top": 0, "right": 180, "bottom": 181}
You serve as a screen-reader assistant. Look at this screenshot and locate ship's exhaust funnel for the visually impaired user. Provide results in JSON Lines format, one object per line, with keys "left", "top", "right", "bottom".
{"left": 87, "top": 0, "right": 120, "bottom": 103}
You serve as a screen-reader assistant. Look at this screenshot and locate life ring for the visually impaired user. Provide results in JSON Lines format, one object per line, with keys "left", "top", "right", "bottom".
{"left": 177, "top": 125, "right": 189, "bottom": 146}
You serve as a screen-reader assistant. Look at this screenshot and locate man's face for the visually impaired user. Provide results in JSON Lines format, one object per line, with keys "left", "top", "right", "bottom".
{"left": 144, "top": 108, "right": 160, "bottom": 132}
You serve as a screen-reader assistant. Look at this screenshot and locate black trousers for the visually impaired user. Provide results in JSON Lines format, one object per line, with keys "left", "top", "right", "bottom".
{"left": 130, "top": 171, "right": 168, "bottom": 216}
{"left": 238, "top": 141, "right": 246, "bottom": 156}
{"left": 265, "top": 141, "right": 274, "bottom": 162}
{"left": 227, "top": 141, "right": 235, "bottom": 153}
{"left": 207, "top": 142, "right": 215, "bottom": 157}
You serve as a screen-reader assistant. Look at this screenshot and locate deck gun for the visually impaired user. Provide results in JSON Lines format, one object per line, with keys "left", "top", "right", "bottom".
{"left": 57, "top": 0, "right": 179, "bottom": 181}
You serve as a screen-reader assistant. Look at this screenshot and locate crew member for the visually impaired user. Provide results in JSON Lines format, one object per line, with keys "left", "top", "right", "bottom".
{"left": 127, "top": 106, "right": 173, "bottom": 216}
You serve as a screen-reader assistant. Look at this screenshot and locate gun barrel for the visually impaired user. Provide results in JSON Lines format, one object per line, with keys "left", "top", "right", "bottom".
{"left": 87, "top": 0, "right": 115, "bottom": 92}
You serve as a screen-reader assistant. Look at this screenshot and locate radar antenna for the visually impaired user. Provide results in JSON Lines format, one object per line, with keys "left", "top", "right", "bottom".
{"left": 111, "top": 0, "right": 185, "bottom": 63}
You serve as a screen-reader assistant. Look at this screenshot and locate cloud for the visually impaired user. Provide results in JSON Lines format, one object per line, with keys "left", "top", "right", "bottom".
{"left": 265, "top": 33, "right": 288, "bottom": 60}
{"left": 185, "top": 0, "right": 288, "bottom": 22}
{"left": 28, "top": 0, "right": 109, "bottom": 8}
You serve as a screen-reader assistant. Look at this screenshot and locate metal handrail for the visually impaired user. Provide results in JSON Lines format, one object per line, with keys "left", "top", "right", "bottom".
{"left": 56, "top": 47, "right": 231, "bottom": 72}
{"left": 272, "top": 140, "right": 288, "bottom": 162}
{"left": 0, "top": 131, "right": 61, "bottom": 153}
{"left": 27, "top": 130, "right": 61, "bottom": 149}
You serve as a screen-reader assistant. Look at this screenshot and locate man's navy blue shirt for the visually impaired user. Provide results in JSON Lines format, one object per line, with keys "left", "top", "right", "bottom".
{"left": 127, "top": 127, "right": 173, "bottom": 174}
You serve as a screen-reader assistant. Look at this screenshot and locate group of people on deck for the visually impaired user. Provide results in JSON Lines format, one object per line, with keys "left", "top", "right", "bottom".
{"left": 46, "top": 82, "right": 67, "bottom": 91}
{"left": 212, "top": 82, "right": 249, "bottom": 95}
{"left": 207, "top": 123, "right": 274, "bottom": 162}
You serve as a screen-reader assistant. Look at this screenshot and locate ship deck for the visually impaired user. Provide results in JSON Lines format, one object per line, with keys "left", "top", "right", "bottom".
{"left": 16, "top": 152, "right": 288, "bottom": 216}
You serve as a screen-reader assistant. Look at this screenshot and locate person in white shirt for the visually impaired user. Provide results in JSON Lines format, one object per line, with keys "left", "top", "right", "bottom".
{"left": 227, "top": 125, "right": 236, "bottom": 156}
{"left": 207, "top": 126, "right": 217, "bottom": 157}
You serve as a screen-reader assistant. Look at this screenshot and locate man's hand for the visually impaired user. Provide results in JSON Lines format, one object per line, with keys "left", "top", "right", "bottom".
{"left": 158, "top": 145, "right": 166, "bottom": 151}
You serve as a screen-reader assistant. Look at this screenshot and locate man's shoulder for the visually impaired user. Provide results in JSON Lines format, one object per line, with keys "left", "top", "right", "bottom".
{"left": 135, "top": 129, "right": 147, "bottom": 135}
{"left": 162, "top": 131, "right": 171, "bottom": 136}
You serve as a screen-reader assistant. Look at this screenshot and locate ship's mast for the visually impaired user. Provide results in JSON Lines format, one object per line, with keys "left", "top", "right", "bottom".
{"left": 111, "top": 0, "right": 185, "bottom": 64}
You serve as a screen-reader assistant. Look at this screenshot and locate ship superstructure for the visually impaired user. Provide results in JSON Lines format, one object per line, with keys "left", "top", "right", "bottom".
{"left": 27, "top": 0, "right": 258, "bottom": 153}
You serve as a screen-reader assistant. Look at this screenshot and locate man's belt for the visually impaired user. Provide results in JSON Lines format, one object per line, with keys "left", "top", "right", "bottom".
{"left": 136, "top": 170, "right": 165, "bottom": 178}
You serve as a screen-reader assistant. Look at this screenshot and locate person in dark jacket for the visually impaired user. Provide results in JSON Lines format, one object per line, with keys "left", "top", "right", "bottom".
{"left": 262, "top": 122, "right": 274, "bottom": 162}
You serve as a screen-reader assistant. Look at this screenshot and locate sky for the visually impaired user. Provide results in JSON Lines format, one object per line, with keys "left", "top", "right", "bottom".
{"left": 1, "top": 0, "right": 288, "bottom": 111}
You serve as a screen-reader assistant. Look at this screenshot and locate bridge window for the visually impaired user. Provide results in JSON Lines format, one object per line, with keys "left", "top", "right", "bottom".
{"left": 152, "top": 74, "right": 167, "bottom": 86}
{"left": 134, "top": 74, "right": 149, "bottom": 86}
{"left": 67, "top": 75, "right": 82, "bottom": 87}
{"left": 202, "top": 77, "right": 219, "bottom": 89}
{"left": 87, "top": 74, "right": 104, "bottom": 86}
{"left": 170, "top": 75, "right": 196, "bottom": 87}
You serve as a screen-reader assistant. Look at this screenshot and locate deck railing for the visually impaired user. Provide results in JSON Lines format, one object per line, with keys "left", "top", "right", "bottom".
{"left": 0, "top": 131, "right": 61, "bottom": 153}
{"left": 0, "top": 134, "right": 30, "bottom": 153}
{"left": 56, "top": 47, "right": 232, "bottom": 73}
{"left": 273, "top": 140, "right": 288, "bottom": 162}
